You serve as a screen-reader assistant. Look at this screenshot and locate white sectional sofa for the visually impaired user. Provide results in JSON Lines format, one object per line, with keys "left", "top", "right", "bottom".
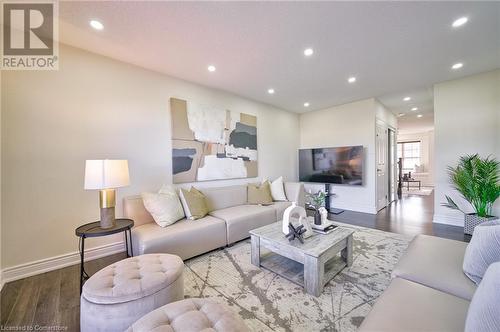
{"left": 359, "top": 234, "right": 476, "bottom": 331}
{"left": 123, "top": 182, "right": 305, "bottom": 260}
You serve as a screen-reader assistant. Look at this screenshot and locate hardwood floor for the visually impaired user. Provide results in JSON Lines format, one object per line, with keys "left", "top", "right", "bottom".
{"left": 0, "top": 252, "right": 127, "bottom": 331}
{"left": 332, "top": 191, "right": 470, "bottom": 242}
{"left": 0, "top": 191, "right": 468, "bottom": 330}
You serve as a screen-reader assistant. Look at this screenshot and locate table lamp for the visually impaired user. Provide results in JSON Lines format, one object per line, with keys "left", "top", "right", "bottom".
{"left": 84, "top": 159, "right": 130, "bottom": 229}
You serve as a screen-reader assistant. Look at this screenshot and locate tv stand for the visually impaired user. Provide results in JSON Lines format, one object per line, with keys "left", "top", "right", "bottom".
{"left": 324, "top": 183, "right": 344, "bottom": 215}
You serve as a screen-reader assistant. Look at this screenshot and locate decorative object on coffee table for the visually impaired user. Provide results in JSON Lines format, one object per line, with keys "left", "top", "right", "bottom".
{"left": 75, "top": 218, "right": 134, "bottom": 293}
{"left": 282, "top": 202, "right": 312, "bottom": 238}
{"left": 250, "top": 222, "right": 354, "bottom": 296}
{"left": 285, "top": 223, "right": 306, "bottom": 243}
{"left": 442, "top": 154, "right": 500, "bottom": 235}
{"left": 306, "top": 190, "right": 326, "bottom": 225}
{"left": 84, "top": 159, "right": 130, "bottom": 229}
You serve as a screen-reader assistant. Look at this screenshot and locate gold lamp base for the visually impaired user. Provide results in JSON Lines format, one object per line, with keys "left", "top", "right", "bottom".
{"left": 99, "top": 189, "right": 116, "bottom": 229}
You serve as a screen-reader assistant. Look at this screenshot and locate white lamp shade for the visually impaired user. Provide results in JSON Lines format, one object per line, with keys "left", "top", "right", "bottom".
{"left": 84, "top": 160, "right": 130, "bottom": 190}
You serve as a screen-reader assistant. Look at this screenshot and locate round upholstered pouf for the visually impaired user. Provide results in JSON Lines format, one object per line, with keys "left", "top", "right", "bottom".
{"left": 80, "top": 254, "right": 184, "bottom": 332}
{"left": 127, "top": 298, "right": 249, "bottom": 332}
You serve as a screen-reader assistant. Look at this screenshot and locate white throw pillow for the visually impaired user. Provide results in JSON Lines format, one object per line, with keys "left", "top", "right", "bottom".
{"left": 141, "top": 185, "right": 185, "bottom": 227}
{"left": 465, "top": 262, "right": 500, "bottom": 332}
{"left": 270, "top": 176, "right": 287, "bottom": 201}
{"left": 462, "top": 219, "right": 500, "bottom": 284}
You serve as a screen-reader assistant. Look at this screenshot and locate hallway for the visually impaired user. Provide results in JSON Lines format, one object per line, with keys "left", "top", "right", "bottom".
{"left": 331, "top": 191, "right": 469, "bottom": 242}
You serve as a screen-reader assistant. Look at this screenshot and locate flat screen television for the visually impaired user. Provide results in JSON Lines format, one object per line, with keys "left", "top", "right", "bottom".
{"left": 299, "top": 146, "right": 363, "bottom": 185}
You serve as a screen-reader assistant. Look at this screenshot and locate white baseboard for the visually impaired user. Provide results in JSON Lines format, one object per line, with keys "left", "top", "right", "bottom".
{"left": 433, "top": 213, "right": 464, "bottom": 227}
{"left": 1, "top": 241, "right": 126, "bottom": 285}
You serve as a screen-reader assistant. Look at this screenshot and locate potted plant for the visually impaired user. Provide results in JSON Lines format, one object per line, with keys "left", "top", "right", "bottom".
{"left": 306, "top": 190, "right": 326, "bottom": 225}
{"left": 442, "top": 154, "right": 500, "bottom": 235}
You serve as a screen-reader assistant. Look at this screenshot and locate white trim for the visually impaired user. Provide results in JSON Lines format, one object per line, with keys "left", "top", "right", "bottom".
{"left": 0, "top": 271, "right": 3, "bottom": 292}
{"left": 1, "top": 241, "right": 125, "bottom": 284}
{"left": 433, "top": 213, "right": 464, "bottom": 227}
{"left": 332, "top": 201, "right": 378, "bottom": 214}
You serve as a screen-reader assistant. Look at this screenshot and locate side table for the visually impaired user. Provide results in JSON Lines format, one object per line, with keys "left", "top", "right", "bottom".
{"left": 75, "top": 218, "right": 134, "bottom": 293}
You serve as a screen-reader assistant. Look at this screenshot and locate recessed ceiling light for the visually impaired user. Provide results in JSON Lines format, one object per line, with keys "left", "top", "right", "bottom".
{"left": 207, "top": 65, "right": 216, "bottom": 72}
{"left": 348, "top": 76, "right": 356, "bottom": 83}
{"left": 303, "top": 102, "right": 310, "bottom": 107}
{"left": 267, "top": 88, "right": 275, "bottom": 94}
{"left": 417, "top": 114, "right": 423, "bottom": 118}
{"left": 304, "top": 48, "right": 314, "bottom": 57}
{"left": 403, "top": 96, "right": 411, "bottom": 101}
{"left": 411, "top": 107, "right": 418, "bottom": 111}
{"left": 452, "top": 62, "right": 463, "bottom": 70}
{"left": 89, "top": 20, "right": 104, "bottom": 30}
{"left": 398, "top": 113, "right": 405, "bottom": 117}
{"left": 452, "top": 17, "right": 468, "bottom": 28}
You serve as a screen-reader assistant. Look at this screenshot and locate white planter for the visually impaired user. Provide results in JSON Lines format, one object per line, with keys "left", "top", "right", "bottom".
{"left": 464, "top": 214, "right": 499, "bottom": 235}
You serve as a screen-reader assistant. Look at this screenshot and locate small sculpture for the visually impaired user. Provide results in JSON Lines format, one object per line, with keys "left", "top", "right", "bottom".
{"left": 319, "top": 207, "right": 328, "bottom": 224}
{"left": 282, "top": 202, "right": 313, "bottom": 238}
{"left": 285, "top": 223, "right": 306, "bottom": 244}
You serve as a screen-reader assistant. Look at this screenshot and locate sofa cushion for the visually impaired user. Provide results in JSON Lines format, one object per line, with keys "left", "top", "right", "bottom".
{"left": 179, "top": 187, "right": 209, "bottom": 220}
{"left": 210, "top": 205, "right": 276, "bottom": 244}
{"left": 270, "top": 176, "right": 287, "bottom": 201}
{"left": 463, "top": 220, "right": 500, "bottom": 284}
{"left": 141, "top": 188, "right": 184, "bottom": 227}
{"left": 272, "top": 201, "right": 292, "bottom": 221}
{"left": 202, "top": 185, "right": 247, "bottom": 212}
{"left": 132, "top": 216, "right": 227, "bottom": 260}
{"left": 82, "top": 254, "right": 183, "bottom": 305}
{"left": 358, "top": 278, "right": 470, "bottom": 332}
{"left": 247, "top": 181, "right": 273, "bottom": 205}
{"left": 465, "top": 262, "right": 500, "bottom": 332}
{"left": 392, "top": 234, "right": 476, "bottom": 300}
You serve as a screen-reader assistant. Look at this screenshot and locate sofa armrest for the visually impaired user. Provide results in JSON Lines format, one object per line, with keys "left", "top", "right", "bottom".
{"left": 284, "top": 182, "right": 305, "bottom": 207}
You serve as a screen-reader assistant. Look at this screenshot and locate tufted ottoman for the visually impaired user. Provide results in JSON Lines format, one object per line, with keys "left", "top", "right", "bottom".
{"left": 126, "top": 298, "right": 249, "bottom": 332}
{"left": 80, "top": 254, "right": 184, "bottom": 332}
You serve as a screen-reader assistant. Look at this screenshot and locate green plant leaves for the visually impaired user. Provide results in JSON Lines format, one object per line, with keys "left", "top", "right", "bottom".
{"left": 445, "top": 154, "right": 500, "bottom": 217}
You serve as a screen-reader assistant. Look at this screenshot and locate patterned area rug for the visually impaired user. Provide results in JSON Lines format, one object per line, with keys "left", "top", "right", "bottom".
{"left": 184, "top": 223, "right": 413, "bottom": 332}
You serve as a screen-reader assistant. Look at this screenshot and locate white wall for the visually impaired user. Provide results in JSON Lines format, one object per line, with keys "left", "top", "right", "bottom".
{"left": 375, "top": 99, "right": 398, "bottom": 129}
{"left": 397, "top": 130, "right": 435, "bottom": 187}
{"left": 299, "top": 98, "right": 378, "bottom": 214}
{"left": 433, "top": 70, "right": 500, "bottom": 226}
{"left": 1, "top": 45, "right": 300, "bottom": 271}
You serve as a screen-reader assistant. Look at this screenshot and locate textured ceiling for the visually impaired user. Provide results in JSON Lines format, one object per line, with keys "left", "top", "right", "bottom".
{"left": 58, "top": 1, "right": 500, "bottom": 113}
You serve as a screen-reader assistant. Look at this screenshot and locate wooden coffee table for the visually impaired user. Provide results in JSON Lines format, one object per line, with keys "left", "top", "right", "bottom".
{"left": 250, "top": 222, "right": 354, "bottom": 296}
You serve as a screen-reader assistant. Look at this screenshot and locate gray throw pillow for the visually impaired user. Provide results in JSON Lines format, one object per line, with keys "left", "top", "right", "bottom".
{"left": 462, "top": 219, "right": 500, "bottom": 284}
{"left": 465, "top": 262, "right": 500, "bottom": 332}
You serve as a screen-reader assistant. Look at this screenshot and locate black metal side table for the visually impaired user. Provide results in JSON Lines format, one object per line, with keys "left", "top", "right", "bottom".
{"left": 75, "top": 218, "right": 134, "bottom": 293}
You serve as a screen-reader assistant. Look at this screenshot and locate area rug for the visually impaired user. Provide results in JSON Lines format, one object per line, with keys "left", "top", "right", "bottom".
{"left": 183, "top": 224, "right": 413, "bottom": 332}
{"left": 402, "top": 187, "right": 434, "bottom": 196}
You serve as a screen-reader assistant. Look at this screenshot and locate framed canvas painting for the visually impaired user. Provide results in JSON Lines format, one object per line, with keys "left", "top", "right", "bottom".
{"left": 170, "top": 98, "right": 258, "bottom": 183}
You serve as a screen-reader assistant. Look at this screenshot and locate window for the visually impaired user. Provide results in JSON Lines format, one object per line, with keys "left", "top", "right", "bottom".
{"left": 397, "top": 141, "right": 421, "bottom": 172}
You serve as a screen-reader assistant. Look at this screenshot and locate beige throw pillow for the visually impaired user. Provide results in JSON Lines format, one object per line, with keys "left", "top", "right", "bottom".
{"left": 248, "top": 181, "right": 273, "bottom": 205}
{"left": 179, "top": 187, "right": 209, "bottom": 220}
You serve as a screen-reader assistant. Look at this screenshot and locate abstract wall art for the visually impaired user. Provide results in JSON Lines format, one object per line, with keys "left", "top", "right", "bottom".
{"left": 170, "top": 98, "right": 258, "bottom": 183}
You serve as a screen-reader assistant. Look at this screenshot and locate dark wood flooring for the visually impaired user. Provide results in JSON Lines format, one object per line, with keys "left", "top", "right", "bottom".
{"left": 331, "top": 191, "right": 470, "bottom": 242}
{"left": 0, "top": 252, "right": 127, "bottom": 331}
{"left": 0, "top": 191, "right": 468, "bottom": 330}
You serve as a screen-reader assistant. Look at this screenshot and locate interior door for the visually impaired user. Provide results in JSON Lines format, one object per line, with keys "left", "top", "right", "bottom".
{"left": 376, "top": 124, "right": 388, "bottom": 211}
{"left": 388, "top": 128, "right": 397, "bottom": 202}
